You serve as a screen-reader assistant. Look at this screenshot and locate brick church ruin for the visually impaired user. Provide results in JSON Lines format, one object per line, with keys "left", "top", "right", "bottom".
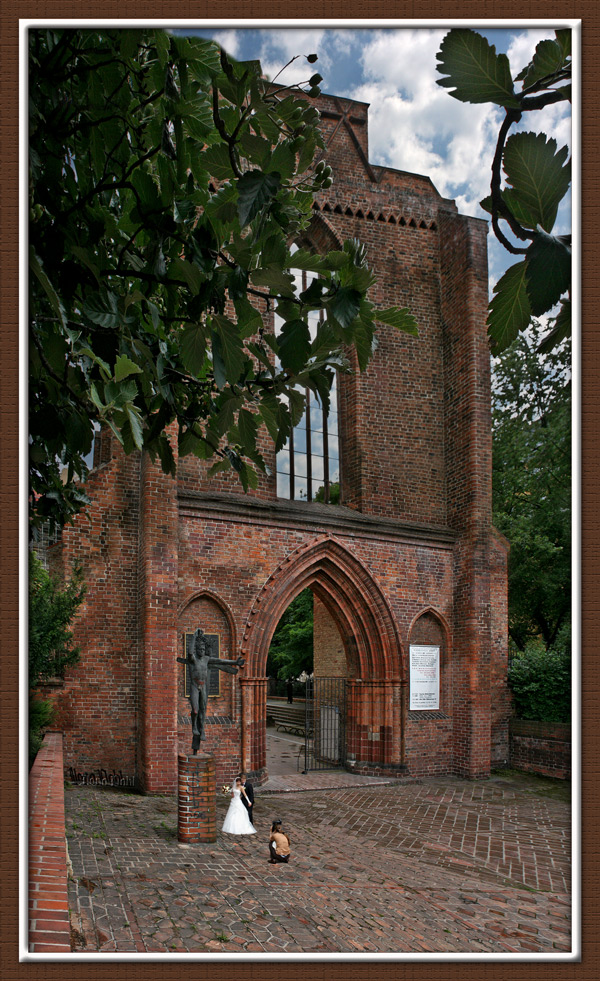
{"left": 41, "top": 91, "right": 511, "bottom": 794}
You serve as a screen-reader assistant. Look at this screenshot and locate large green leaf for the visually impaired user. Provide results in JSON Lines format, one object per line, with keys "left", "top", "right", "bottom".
{"left": 286, "top": 248, "right": 345, "bottom": 273}
{"left": 211, "top": 314, "right": 246, "bottom": 386}
{"left": 131, "top": 169, "right": 160, "bottom": 209}
{"left": 184, "top": 95, "right": 215, "bottom": 140}
{"left": 502, "top": 132, "right": 570, "bottom": 232}
{"left": 487, "top": 260, "right": 532, "bottom": 351}
{"left": 517, "top": 38, "right": 569, "bottom": 90}
{"left": 201, "top": 143, "right": 234, "bottom": 181}
{"left": 29, "top": 247, "right": 67, "bottom": 329}
{"left": 525, "top": 232, "right": 571, "bottom": 316}
{"left": 232, "top": 295, "right": 264, "bottom": 335}
{"left": 327, "top": 286, "right": 362, "bottom": 330}
{"left": 204, "top": 181, "right": 238, "bottom": 224}
{"left": 350, "top": 321, "right": 376, "bottom": 373}
{"left": 277, "top": 319, "right": 311, "bottom": 374}
{"left": 167, "top": 257, "right": 204, "bottom": 295}
{"left": 180, "top": 324, "right": 208, "bottom": 376}
{"left": 239, "top": 131, "right": 272, "bottom": 166}
{"left": 555, "top": 30, "right": 572, "bottom": 61}
{"left": 185, "top": 37, "right": 222, "bottom": 83}
{"left": 237, "top": 169, "right": 281, "bottom": 227}
{"left": 125, "top": 403, "right": 145, "bottom": 451}
{"left": 82, "top": 290, "right": 120, "bottom": 329}
{"left": 237, "top": 407, "right": 259, "bottom": 453}
{"left": 250, "top": 265, "right": 295, "bottom": 297}
{"left": 374, "top": 307, "right": 419, "bottom": 336}
{"left": 114, "top": 354, "right": 143, "bottom": 382}
{"left": 436, "top": 29, "right": 520, "bottom": 108}
{"left": 288, "top": 388, "right": 306, "bottom": 427}
{"left": 267, "top": 141, "right": 295, "bottom": 179}
{"left": 258, "top": 396, "right": 284, "bottom": 449}
{"left": 211, "top": 393, "right": 243, "bottom": 437}
{"left": 260, "top": 233, "right": 287, "bottom": 269}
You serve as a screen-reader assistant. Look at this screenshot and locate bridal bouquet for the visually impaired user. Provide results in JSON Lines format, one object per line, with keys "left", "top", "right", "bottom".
{"left": 221, "top": 785, "right": 231, "bottom": 797}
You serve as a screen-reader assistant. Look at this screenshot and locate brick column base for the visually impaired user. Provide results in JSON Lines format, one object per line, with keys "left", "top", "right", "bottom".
{"left": 177, "top": 753, "right": 216, "bottom": 843}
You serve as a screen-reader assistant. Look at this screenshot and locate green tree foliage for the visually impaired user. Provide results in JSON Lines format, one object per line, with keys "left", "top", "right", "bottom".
{"left": 315, "top": 480, "right": 340, "bottom": 504}
{"left": 29, "top": 550, "right": 87, "bottom": 683}
{"left": 29, "top": 28, "right": 417, "bottom": 534}
{"left": 29, "top": 551, "right": 86, "bottom": 765}
{"left": 436, "top": 28, "right": 571, "bottom": 352}
{"left": 508, "top": 634, "right": 571, "bottom": 723}
{"left": 267, "top": 587, "right": 314, "bottom": 680}
{"left": 492, "top": 320, "right": 570, "bottom": 650}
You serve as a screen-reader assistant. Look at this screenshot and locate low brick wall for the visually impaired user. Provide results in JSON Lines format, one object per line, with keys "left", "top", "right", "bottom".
{"left": 28, "top": 731, "right": 71, "bottom": 952}
{"left": 509, "top": 718, "right": 571, "bottom": 780}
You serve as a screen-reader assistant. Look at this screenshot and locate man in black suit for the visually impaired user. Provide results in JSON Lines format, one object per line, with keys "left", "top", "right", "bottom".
{"left": 239, "top": 772, "right": 254, "bottom": 826}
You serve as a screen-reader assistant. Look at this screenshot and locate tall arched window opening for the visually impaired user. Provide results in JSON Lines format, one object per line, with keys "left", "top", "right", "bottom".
{"left": 275, "top": 264, "right": 340, "bottom": 503}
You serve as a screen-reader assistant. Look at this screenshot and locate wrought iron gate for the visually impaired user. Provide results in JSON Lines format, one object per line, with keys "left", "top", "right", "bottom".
{"left": 303, "top": 677, "right": 347, "bottom": 772}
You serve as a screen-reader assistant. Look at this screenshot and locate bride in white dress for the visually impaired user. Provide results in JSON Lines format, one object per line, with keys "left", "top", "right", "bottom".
{"left": 222, "top": 778, "right": 257, "bottom": 835}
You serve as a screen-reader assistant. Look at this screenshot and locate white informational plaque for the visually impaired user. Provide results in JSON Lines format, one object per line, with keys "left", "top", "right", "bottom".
{"left": 409, "top": 645, "right": 440, "bottom": 710}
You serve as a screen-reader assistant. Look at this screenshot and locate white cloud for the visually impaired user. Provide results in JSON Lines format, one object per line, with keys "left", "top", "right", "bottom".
{"left": 211, "top": 30, "right": 242, "bottom": 58}
{"left": 256, "top": 29, "right": 329, "bottom": 85}
{"left": 333, "top": 30, "right": 503, "bottom": 214}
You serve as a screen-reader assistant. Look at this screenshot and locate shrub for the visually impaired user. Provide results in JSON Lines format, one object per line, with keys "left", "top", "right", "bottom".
{"left": 29, "top": 696, "right": 55, "bottom": 768}
{"left": 508, "top": 638, "right": 571, "bottom": 723}
{"left": 29, "top": 551, "right": 86, "bottom": 766}
{"left": 29, "top": 551, "right": 86, "bottom": 683}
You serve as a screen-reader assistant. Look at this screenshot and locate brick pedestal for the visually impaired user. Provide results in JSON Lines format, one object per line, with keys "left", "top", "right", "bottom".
{"left": 177, "top": 753, "right": 216, "bottom": 843}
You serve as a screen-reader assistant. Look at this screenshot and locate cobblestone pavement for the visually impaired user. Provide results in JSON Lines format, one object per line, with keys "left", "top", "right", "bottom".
{"left": 65, "top": 747, "right": 572, "bottom": 956}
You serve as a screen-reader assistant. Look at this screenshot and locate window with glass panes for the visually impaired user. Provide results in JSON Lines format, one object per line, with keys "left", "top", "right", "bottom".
{"left": 275, "top": 264, "right": 340, "bottom": 503}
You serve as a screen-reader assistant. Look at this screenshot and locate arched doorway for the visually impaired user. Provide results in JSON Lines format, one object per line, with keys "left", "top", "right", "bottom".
{"left": 239, "top": 535, "right": 405, "bottom": 781}
{"left": 265, "top": 587, "right": 349, "bottom": 774}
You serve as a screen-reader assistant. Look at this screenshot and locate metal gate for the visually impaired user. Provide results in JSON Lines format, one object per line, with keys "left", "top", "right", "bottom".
{"left": 303, "top": 677, "right": 347, "bottom": 772}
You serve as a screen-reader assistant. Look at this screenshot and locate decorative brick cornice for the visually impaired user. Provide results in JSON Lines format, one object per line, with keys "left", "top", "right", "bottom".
{"left": 312, "top": 197, "right": 439, "bottom": 230}
{"left": 178, "top": 491, "right": 457, "bottom": 550}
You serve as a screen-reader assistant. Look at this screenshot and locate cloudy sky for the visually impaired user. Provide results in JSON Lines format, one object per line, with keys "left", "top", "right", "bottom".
{"left": 178, "top": 21, "right": 574, "bottom": 297}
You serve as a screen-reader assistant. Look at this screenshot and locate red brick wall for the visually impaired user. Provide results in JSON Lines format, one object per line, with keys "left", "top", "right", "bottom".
{"left": 28, "top": 732, "right": 71, "bottom": 953}
{"left": 313, "top": 595, "right": 346, "bottom": 677}
{"left": 137, "top": 430, "right": 179, "bottom": 793}
{"left": 438, "top": 208, "right": 494, "bottom": 778}
{"left": 509, "top": 720, "right": 571, "bottom": 780}
{"left": 41, "top": 444, "right": 141, "bottom": 782}
{"left": 490, "top": 529, "right": 512, "bottom": 765}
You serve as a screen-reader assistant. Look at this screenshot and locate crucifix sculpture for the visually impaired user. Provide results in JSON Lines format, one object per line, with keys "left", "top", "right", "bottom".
{"left": 177, "top": 628, "right": 245, "bottom": 754}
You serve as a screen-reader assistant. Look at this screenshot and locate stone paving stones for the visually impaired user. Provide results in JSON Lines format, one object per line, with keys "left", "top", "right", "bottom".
{"left": 65, "top": 768, "right": 571, "bottom": 956}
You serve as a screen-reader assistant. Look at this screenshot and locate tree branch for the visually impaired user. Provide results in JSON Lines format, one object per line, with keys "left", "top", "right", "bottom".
{"left": 490, "top": 108, "right": 530, "bottom": 255}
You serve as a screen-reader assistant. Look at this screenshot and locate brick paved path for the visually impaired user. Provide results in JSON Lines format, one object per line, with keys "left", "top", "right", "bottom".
{"left": 65, "top": 768, "right": 571, "bottom": 955}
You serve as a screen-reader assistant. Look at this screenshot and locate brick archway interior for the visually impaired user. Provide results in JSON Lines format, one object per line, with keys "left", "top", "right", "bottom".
{"left": 240, "top": 536, "right": 404, "bottom": 777}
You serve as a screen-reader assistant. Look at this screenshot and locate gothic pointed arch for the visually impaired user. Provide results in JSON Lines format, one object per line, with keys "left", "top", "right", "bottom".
{"left": 407, "top": 605, "right": 451, "bottom": 650}
{"left": 241, "top": 535, "right": 402, "bottom": 682}
{"left": 407, "top": 606, "right": 451, "bottom": 715}
{"left": 302, "top": 210, "right": 344, "bottom": 254}
{"left": 178, "top": 587, "right": 238, "bottom": 653}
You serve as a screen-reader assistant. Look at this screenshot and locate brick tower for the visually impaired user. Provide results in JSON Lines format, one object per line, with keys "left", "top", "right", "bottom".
{"left": 41, "top": 92, "right": 510, "bottom": 793}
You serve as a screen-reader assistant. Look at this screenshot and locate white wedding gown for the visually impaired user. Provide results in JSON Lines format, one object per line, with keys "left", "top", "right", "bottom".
{"left": 222, "top": 788, "right": 256, "bottom": 835}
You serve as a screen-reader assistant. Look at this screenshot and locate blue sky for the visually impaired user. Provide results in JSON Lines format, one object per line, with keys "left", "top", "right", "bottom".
{"left": 176, "top": 23, "right": 573, "bottom": 297}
